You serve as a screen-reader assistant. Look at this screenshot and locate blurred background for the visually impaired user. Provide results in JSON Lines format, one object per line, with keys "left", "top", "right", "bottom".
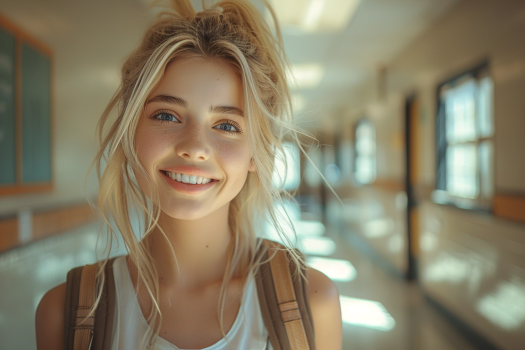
{"left": 1, "top": 0, "right": 524, "bottom": 349}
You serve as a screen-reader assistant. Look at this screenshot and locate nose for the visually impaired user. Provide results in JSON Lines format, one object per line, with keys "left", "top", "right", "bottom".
{"left": 175, "top": 126, "right": 211, "bottom": 161}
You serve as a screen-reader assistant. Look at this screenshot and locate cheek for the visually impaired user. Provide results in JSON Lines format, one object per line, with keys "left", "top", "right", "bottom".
{"left": 215, "top": 139, "right": 252, "bottom": 176}
{"left": 136, "top": 129, "right": 172, "bottom": 170}
{"left": 134, "top": 128, "right": 173, "bottom": 197}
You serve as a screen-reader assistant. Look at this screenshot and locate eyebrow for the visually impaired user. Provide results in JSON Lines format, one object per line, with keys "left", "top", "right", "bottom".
{"left": 146, "top": 94, "right": 244, "bottom": 117}
{"left": 209, "top": 105, "right": 244, "bottom": 117}
{"left": 146, "top": 94, "right": 188, "bottom": 108}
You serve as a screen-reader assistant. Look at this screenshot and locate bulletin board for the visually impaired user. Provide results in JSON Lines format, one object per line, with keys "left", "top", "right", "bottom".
{"left": 0, "top": 26, "right": 16, "bottom": 185}
{"left": 0, "top": 14, "right": 53, "bottom": 195}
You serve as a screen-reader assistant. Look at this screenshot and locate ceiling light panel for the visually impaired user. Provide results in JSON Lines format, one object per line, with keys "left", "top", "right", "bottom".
{"left": 270, "top": 0, "right": 361, "bottom": 33}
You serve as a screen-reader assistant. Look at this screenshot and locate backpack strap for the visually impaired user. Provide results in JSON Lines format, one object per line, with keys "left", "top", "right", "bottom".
{"left": 256, "top": 239, "right": 315, "bottom": 350}
{"left": 64, "top": 257, "right": 118, "bottom": 350}
{"left": 64, "top": 245, "right": 314, "bottom": 350}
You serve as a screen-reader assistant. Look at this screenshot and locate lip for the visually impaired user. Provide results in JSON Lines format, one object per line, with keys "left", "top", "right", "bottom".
{"left": 160, "top": 165, "right": 217, "bottom": 180}
{"left": 159, "top": 167, "right": 218, "bottom": 195}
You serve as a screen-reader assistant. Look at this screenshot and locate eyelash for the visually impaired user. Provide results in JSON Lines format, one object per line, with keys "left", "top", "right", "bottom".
{"left": 214, "top": 120, "right": 243, "bottom": 134}
{"left": 148, "top": 110, "right": 243, "bottom": 134}
{"left": 149, "top": 110, "right": 180, "bottom": 123}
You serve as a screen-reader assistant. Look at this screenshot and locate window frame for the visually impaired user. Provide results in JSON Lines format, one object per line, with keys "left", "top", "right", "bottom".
{"left": 434, "top": 61, "right": 494, "bottom": 211}
{"left": 0, "top": 14, "right": 54, "bottom": 196}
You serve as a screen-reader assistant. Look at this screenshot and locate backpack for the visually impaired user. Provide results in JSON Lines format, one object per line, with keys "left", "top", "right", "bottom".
{"left": 63, "top": 239, "right": 315, "bottom": 350}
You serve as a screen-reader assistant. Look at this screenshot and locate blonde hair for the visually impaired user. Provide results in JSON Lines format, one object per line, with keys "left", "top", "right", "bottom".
{"left": 89, "top": 0, "right": 312, "bottom": 347}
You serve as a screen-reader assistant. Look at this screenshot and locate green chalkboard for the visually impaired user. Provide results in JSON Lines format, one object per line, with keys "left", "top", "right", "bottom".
{"left": 21, "top": 43, "right": 51, "bottom": 183}
{"left": 0, "top": 27, "right": 16, "bottom": 185}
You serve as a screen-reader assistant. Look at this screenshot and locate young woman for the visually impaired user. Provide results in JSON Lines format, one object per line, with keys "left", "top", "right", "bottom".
{"left": 35, "top": 1, "right": 342, "bottom": 349}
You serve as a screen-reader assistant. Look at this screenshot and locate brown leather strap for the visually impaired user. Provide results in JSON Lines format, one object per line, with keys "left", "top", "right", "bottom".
{"left": 265, "top": 240, "right": 311, "bottom": 350}
{"left": 65, "top": 247, "right": 312, "bottom": 350}
{"left": 256, "top": 248, "right": 287, "bottom": 350}
{"left": 94, "top": 258, "right": 117, "bottom": 350}
{"left": 73, "top": 263, "right": 97, "bottom": 350}
{"left": 64, "top": 266, "right": 84, "bottom": 350}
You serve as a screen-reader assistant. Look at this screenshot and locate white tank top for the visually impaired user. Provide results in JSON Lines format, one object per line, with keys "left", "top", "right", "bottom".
{"left": 110, "top": 256, "right": 273, "bottom": 350}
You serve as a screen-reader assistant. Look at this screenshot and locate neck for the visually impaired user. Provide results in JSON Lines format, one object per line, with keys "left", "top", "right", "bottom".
{"left": 140, "top": 203, "right": 234, "bottom": 289}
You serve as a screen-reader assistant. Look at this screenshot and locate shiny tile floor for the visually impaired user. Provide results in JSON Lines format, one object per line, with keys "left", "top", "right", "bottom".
{"left": 0, "top": 221, "right": 480, "bottom": 350}
{"left": 320, "top": 229, "right": 479, "bottom": 350}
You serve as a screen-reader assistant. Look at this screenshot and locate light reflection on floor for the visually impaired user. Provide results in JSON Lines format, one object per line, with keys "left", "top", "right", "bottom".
{"left": 340, "top": 295, "right": 396, "bottom": 331}
{"left": 306, "top": 256, "right": 357, "bottom": 282}
{"left": 0, "top": 216, "right": 485, "bottom": 350}
{"left": 476, "top": 277, "right": 525, "bottom": 330}
{"left": 362, "top": 217, "right": 394, "bottom": 238}
{"left": 314, "top": 228, "right": 480, "bottom": 350}
{"left": 300, "top": 236, "right": 336, "bottom": 256}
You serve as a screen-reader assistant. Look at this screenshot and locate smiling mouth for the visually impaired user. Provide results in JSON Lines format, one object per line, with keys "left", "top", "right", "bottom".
{"left": 161, "top": 170, "right": 216, "bottom": 185}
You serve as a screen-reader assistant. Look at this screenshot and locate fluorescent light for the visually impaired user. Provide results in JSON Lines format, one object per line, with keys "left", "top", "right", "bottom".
{"left": 289, "top": 64, "right": 324, "bottom": 89}
{"left": 340, "top": 296, "right": 396, "bottom": 331}
{"left": 303, "top": 0, "right": 325, "bottom": 31}
{"left": 269, "top": 0, "right": 361, "bottom": 33}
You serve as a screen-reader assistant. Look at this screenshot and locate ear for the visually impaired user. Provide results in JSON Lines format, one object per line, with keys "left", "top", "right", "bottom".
{"left": 248, "top": 158, "right": 256, "bottom": 172}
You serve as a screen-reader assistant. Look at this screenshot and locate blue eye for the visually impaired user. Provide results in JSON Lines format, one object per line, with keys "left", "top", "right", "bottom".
{"left": 214, "top": 121, "right": 242, "bottom": 134}
{"left": 152, "top": 111, "right": 179, "bottom": 123}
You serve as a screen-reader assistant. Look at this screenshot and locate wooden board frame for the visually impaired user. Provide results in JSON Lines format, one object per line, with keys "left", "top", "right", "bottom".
{"left": 0, "top": 13, "right": 54, "bottom": 196}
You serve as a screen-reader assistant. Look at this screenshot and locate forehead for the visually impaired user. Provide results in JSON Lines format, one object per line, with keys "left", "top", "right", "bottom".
{"left": 152, "top": 57, "right": 244, "bottom": 108}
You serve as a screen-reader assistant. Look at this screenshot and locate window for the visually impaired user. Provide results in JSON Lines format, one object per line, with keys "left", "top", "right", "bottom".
{"left": 435, "top": 63, "right": 493, "bottom": 209}
{"left": 354, "top": 119, "right": 376, "bottom": 185}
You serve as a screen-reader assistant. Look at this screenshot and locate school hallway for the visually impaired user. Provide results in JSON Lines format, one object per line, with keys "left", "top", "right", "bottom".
{"left": 1, "top": 0, "right": 525, "bottom": 349}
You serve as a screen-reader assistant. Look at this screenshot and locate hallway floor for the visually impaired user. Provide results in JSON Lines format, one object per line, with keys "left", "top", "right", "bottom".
{"left": 0, "top": 222, "right": 480, "bottom": 350}
{"left": 316, "top": 228, "right": 479, "bottom": 350}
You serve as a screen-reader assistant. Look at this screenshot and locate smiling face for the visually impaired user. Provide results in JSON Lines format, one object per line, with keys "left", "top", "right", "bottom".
{"left": 135, "top": 57, "right": 255, "bottom": 220}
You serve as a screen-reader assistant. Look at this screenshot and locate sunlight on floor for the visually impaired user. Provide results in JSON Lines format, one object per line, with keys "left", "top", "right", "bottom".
{"left": 340, "top": 295, "right": 396, "bottom": 331}
{"left": 301, "top": 236, "right": 336, "bottom": 256}
{"left": 306, "top": 256, "right": 357, "bottom": 282}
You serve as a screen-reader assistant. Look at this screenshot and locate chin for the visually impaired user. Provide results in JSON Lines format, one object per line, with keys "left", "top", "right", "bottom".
{"left": 161, "top": 199, "right": 216, "bottom": 220}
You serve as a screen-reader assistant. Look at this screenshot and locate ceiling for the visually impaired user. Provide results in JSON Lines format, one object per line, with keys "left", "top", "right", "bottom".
{"left": 0, "top": 0, "right": 460, "bottom": 126}
{"left": 273, "top": 0, "right": 460, "bottom": 123}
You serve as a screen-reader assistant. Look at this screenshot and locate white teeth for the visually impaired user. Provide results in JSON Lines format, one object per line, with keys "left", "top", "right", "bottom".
{"left": 166, "top": 171, "right": 213, "bottom": 184}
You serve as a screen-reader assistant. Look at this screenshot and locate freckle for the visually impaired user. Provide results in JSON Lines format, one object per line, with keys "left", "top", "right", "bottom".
{"left": 206, "top": 245, "right": 209, "bottom": 248}
{"left": 314, "top": 290, "right": 318, "bottom": 293}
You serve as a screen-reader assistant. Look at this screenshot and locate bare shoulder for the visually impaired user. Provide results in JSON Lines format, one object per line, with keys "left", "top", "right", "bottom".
{"left": 306, "top": 267, "right": 342, "bottom": 350}
{"left": 306, "top": 267, "right": 339, "bottom": 304}
{"left": 35, "top": 282, "right": 66, "bottom": 350}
